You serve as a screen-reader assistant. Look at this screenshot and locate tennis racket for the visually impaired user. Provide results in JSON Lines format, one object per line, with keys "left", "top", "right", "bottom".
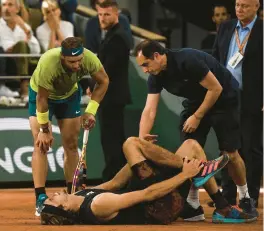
{"left": 71, "top": 129, "right": 89, "bottom": 194}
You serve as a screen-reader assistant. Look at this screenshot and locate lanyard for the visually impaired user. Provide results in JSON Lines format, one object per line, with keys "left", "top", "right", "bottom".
{"left": 235, "top": 28, "right": 251, "bottom": 55}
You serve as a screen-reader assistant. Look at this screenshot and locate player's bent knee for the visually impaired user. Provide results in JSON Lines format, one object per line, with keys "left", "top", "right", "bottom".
{"left": 125, "top": 136, "right": 140, "bottom": 145}
{"left": 123, "top": 137, "right": 140, "bottom": 153}
{"left": 183, "top": 139, "right": 201, "bottom": 151}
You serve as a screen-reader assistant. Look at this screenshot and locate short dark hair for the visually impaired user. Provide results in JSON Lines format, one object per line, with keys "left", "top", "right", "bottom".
{"left": 212, "top": 4, "right": 228, "bottom": 16}
{"left": 40, "top": 204, "right": 77, "bottom": 225}
{"left": 96, "top": 0, "right": 118, "bottom": 9}
{"left": 61, "top": 37, "right": 83, "bottom": 49}
{"left": 132, "top": 40, "right": 166, "bottom": 59}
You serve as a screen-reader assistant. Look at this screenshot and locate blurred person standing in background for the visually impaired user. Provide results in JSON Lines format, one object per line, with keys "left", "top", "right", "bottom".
{"left": 201, "top": 4, "right": 230, "bottom": 53}
{"left": 82, "top": 0, "right": 133, "bottom": 96}
{"left": 213, "top": 0, "right": 263, "bottom": 208}
{"left": 85, "top": 0, "right": 133, "bottom": 54}
{"left": 97, "top": 0, "right": 131, "bottom": 181}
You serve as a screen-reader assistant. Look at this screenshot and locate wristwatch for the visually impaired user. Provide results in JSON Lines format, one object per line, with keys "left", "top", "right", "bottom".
{"left": 40, "top": 127, "right": 50, "bottom": 133}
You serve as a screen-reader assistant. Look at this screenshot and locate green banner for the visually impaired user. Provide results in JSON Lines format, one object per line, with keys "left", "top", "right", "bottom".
{"left": 0, "top": 109, "right": 106, "bottom": 182}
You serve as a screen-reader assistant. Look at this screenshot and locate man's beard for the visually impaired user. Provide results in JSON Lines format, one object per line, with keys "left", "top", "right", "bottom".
{"left": 100, "top": 22, "right": 114, "bottom": 31}
{"left": 61, "top": 59, "right": 74, "bottom": 73}
{"left": 61, "top": 59, "right": 81, "bottom": 73}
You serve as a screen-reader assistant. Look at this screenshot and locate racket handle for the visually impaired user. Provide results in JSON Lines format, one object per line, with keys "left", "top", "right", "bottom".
{"left": 83, "top": 130, "right": 89, "bottom": 145}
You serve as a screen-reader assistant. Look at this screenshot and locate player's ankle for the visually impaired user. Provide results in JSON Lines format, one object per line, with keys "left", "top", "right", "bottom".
{"left": 35, "top": 187, "right": 46, "bottom": 201}
{"left": 209, "top": 190, "right": 229, "bottom": 209}
{"left": 67, "top": 182, "right": 73, "bottom": 194}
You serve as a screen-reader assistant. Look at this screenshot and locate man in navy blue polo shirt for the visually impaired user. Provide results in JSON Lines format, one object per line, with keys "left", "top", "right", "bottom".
{"left": 133, "top": 40, "right": 258, "bottom": 219}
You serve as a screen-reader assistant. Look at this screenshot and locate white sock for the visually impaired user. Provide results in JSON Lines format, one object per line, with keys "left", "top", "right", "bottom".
{"left": 187, "top": 184, "right": 200, "bottom": 209}
{"left": 237, "top": 184, "right": 250, "bottom": 200}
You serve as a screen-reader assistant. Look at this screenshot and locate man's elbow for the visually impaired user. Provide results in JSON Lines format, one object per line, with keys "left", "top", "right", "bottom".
{"left": 210, "top": 85, "right": 223, "bottom": 96}
{"left": 103, "top": 76, "right": 110, "bottom": 88}
{"left": 36, "top": 94, "right": 47, "bottom": 103}
{"left": 216, "top": 85, "right": 223, "bottom": 95}
{"left": 97, "top": 76, "right": 109, "bottom": 90}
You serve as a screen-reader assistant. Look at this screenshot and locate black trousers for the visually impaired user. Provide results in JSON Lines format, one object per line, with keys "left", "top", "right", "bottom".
{"left": 98, "top": 104, "right": 127, "bottom": 182}
{"left": 221, "top": 111, "right": 263, "bottom": 206}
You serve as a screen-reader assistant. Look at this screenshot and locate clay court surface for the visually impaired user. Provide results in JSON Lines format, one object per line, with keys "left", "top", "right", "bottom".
{"left": 0, "top": 188, "right": 262, "bottom": 231}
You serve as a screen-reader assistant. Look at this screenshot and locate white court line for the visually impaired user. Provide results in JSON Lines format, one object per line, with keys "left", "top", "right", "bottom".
{"left": 199, "top": 188, "right": 264, "bottom": 193}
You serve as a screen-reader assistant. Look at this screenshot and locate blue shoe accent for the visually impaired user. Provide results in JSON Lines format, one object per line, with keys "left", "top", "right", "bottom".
{"left": 193, "top": 171, "right": 220, "bottom": 188}
{"left": 212, "top": 206, "right": 257, "bottom": 224}
{"left": 35, "top": 193, "right": 48, "bottom": 216}
{"left": 212, "top": 212, "right": 246, "bottom": 223}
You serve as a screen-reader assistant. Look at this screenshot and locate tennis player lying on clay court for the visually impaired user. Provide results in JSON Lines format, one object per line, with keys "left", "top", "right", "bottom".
{"left": 40, "top": 137, "right": 256, "bottom": 225}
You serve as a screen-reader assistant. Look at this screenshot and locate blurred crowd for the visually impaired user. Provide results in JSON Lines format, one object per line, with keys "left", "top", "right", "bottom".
{"left": 0, "top": 0, "right": 262, "bottom": 106}
{"left": 0, "top": 0, "right": 133, "bottom": 106}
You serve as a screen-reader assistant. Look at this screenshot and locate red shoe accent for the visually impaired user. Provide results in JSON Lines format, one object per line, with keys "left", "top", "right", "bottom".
{"left": 214, "top": 161, "right": 219, "bottom": 171}
{"left": 201, "top": 166, "right": 208, "bottom": 176}
{"left": 232, "top": 205, "right": 243, "bottom": 212}
{"left": 208, "top": 163, "right": 213, "bottom": 174}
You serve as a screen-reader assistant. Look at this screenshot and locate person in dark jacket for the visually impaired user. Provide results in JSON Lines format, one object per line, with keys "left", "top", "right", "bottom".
{"left": 84, "top": 0, "right": 133, "bottom": 53}
{"left": 212, "top": 0, "right": 263, "bottom": 208}
{"left": 96, "top": 0, "right": 132, "bottom": 181}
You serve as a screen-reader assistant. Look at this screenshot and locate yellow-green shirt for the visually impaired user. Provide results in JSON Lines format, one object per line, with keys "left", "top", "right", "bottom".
{"left": 30, "top": 47, "right": 102, "bottom": 100}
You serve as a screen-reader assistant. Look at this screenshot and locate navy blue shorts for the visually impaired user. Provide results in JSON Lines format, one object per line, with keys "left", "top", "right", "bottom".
{"left": 28, "top": 86, "right": 82, "bottom": 120}
{"left": 180, "top": 105, "right": 241, "bottom": 152}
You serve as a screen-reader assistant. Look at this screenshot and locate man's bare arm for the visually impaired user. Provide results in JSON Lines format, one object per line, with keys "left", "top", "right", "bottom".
{"left": 19, "top": 1, "right": 29, "bottom": 23}
{"left": 139, "top": 93, "right": 160, "bottom": 138}
{"left": 36, "top": 86, "right": 50, "bottom": 128}
{"left": 90, "top": 67, "right": 109, "bottom": 103}
{"left": 92, "top": 164, "right": 133, "bottom": 191}
{"left": 91, "top": 159, "right": 202, "bottom": 221}
{"left": 194, "top": 71, "right": 223, "bottom": 119}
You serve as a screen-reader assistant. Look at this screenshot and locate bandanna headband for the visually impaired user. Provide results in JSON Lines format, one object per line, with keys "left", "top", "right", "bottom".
{"left": 61, "top": 46, "right": 84, "bottom": 56}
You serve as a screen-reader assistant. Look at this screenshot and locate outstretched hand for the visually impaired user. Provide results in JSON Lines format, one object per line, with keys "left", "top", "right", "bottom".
{"left": 182, "top": 157, "right": 204, "bottom": 178}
